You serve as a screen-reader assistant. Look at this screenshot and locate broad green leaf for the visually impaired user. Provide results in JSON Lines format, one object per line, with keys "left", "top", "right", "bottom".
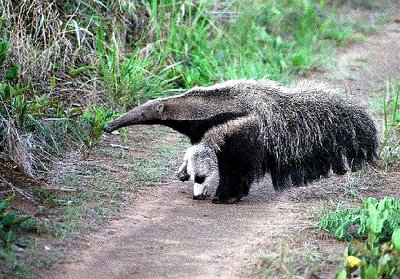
{"left": 335, "top": 269, "right": 346, "bottom": 279}
{"left": 392, "top": 228, "right": 400, "bottom": 253}
{"left": 367, "top": 202, "right": 387, "bottom": 235}
{"left": 363, "top": 264, "right": 378, "bottom": 279}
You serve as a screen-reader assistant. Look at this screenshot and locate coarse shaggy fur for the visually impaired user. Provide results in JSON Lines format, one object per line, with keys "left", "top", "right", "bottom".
{"left": 104, "top": 80, "right": 378, "bottom": 203}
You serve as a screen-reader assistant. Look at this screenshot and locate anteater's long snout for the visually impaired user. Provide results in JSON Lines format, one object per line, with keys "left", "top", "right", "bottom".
{"left": 102, "top": 103, "right": 156, "bottom": 134}
{"left": 103, "top": 122, "right": 115, "bottom": 133}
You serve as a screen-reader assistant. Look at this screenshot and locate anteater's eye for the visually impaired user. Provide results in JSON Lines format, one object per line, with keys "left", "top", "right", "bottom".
{"left": 194, "top": 175, "right": 206, "bottom": 184}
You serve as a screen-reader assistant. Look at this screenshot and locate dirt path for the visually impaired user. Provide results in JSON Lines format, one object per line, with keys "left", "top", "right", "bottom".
{"left": 42, "top": 18, "right": 400, "bottom": 279}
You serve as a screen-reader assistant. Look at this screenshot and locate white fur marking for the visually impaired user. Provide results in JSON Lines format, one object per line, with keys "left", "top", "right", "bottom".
{"left": 193, "top": 183, "right": 207, "bottom": 197}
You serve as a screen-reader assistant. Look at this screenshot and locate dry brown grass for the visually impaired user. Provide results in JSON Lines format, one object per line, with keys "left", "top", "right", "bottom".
{"left": 1, "top": 0, "right": 101, "bottom": 100}
{"left": 0, "top": 1, "right": 106, "bottom": 176}
{"left": 0, "top": 115, "right": 33, "bottom": 176}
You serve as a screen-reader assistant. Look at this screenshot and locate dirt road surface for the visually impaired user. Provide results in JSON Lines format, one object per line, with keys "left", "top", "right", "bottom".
{"left": 42, "top": 18, "right": 400, "bottom": 279}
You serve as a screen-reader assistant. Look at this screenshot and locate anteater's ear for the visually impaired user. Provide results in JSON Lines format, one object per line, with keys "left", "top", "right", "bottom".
{"left": 157, "top": 103, "right": 164, "bottom": 115}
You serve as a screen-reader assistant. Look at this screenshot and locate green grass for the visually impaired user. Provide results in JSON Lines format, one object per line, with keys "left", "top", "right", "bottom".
{"left": 369, "top": 78, "right": 400, "bottom": 168}
{"left": 381, "top": 79, "right": 400, "bottom": 168}
{"left": 212, "top": 0, "right": 350, "bottom": 81}
{"left": 96, "top": 0, "right": 356, "bottom": 108}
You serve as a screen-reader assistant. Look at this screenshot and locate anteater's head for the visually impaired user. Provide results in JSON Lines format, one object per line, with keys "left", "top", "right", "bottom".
{"left": 177, "top": 144, "right": 218, "bottom": 200}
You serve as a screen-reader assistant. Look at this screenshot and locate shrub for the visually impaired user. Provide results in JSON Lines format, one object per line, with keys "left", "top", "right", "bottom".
{"left": 317, "top": 197, "right": 400, "bottom": 278}
{"left": 317, "top": 197, "right": 400, "bottom": 241}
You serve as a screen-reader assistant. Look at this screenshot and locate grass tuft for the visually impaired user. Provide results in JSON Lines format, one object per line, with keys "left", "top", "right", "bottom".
{"left": 380, "top": 79, "right": 400, "bottom": 168}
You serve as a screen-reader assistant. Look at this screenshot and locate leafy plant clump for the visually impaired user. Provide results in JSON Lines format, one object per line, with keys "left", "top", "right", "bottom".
{"left": 0, "top": 196, "right": 34, "bottom": 277}
{"left": 78, "top": 107, "right": 122, "bottom": 158}
{"left": 0, "top": 196, "right": 31, "bottom": 251}
{"left": 0, "top": 37, "right": 108, "bottom": 173}
{"left": 336, "top": 226, "right": 400, "bottom": 278}
{"left": 317, "top": 197, "right": 400, "bottom": 241}
{"left": 317, "top": 197, "right": 400, "bottom": 278}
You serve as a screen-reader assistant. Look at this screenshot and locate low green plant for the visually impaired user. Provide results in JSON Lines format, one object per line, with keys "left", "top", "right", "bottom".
{"left": 81, "top": 106, "right": 120, "bottom": 149}
{"left": 336, "top": 225, "right": 400, "bottom": 278}
{"left": 60, "top": 106, "right": 122, "bottom": 158}
{"left": 0, "top": 196, "right": 31, "bottom": 248}
{"left": 317, "top": 197, "right": 400, "bottom": 278}
{"left": 0, "top": 83, "right": 51, "bottom": 128}
{"left": 381, "top": 79, "right": 400, "bottom": 168}
{"left": 317, "top": 197, "right": 400, "bottom": 241}
{"left": 260, "top": 241, "right": 324, "bottom": 278}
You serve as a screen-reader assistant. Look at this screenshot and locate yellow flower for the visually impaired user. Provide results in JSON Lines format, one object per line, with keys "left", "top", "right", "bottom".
{"left": 347, "top": 256, "right": 361, "bottom": 269}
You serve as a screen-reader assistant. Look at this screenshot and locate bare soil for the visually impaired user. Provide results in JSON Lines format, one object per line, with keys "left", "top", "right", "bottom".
{"left": 40, "top": 16, "right": 400, "bottom": 279}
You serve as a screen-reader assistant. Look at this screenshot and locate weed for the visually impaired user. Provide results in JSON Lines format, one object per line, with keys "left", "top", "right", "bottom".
{"left": 81, "top": 106, "right": 120, "bottom": 153}
{"left": 317, "top": 197, "right": 400, "bottom": 241}
{"left": 336, "top": 217, "right": 400, "bottom": 278}
{"left": 0, "top": 196, "right": 31, "bottom": 247}
{"left": 260, "top": 241, "right": 324, "bottom": 278}
{"left": 317, "top": 197, "right": 400, "bottom": 278}
{"left": 0, "top": 196, "right": 32, "bottom": 276}
{"left": 381, "top": 79, "right": 400, "bottom": 168}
